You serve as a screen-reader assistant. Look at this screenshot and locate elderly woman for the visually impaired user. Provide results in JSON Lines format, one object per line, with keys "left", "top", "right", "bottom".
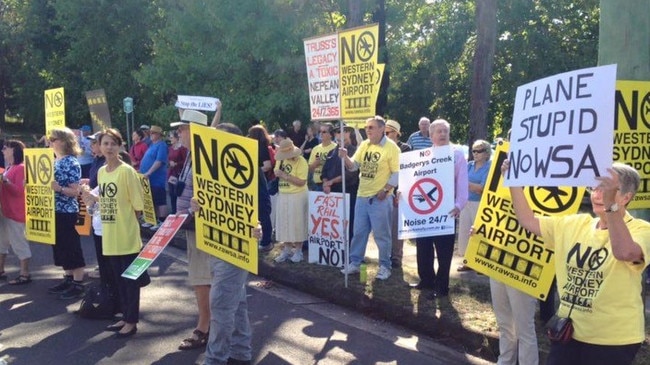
{"left": 273, "top": 138, "right": 308, "bottom": 263}
{"left": 457, "top": 139, "right": 492, "bottom": 272}
{"left": 505, "top": 161, "right": 650, "bottom": 365}
{"left": 0, "top": 140, "right": 32, "bottom": 285}
{"left": 48, "top": 127, "right": 86, "bottom": 299}
{"left": 411, "top": 119, "right": 468, "bottom": 297}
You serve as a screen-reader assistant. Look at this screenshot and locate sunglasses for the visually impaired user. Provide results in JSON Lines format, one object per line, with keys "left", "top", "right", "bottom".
{"left": 472, "top": 149, "right": 486, "bottom": 154}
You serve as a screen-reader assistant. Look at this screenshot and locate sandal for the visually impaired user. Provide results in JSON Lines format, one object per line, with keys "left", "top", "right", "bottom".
{"left": 178, "top": 329, "right": 209, "bottom": 350}
{"left": 8, "top": 274, "right": 32, "bottom": 285}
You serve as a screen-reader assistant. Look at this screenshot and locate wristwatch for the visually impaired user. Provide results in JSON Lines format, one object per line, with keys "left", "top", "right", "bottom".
{"left": 605, "top": 203, "right": 619, "bottom": 213}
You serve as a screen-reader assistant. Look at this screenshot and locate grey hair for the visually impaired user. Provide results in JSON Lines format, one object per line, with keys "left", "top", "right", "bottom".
{"left": 368, "top": 115, "right": 386, "bottom": 127}
{"left": 430, "top": 118, "right": 450, "bottom": 133}
{"left": 612, "top": 162, "right": 640, "bottom": 197}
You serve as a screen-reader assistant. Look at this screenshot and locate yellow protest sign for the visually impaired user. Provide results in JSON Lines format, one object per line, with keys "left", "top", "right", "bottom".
{"left": 338, "top": 24, "right": 384, "bottom": 119}
{"left": 139, "top": 174, "right": 158, "bottom": 225}
{"left": 465, "top": 142, "right": 585, "bottom": 299}
{"left": 614, "top": 80, "right": 650, "bottom": 209}
{"left": 191, "top": 124, "right": 259, "bottom": 274}
{"left": 24, "top": 148, "right": 56, "bottom": 244}
{"left": 44, "top": 87, "right": 66, "bottom": 136}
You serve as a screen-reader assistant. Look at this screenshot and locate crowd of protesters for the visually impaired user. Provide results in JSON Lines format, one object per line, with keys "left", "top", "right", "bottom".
{"left": 2, "top": 106, "right": 649, "bottom": 365}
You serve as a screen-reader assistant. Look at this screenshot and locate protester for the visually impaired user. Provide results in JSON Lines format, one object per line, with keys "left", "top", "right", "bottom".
{"left": 270, "top": 129, "right": 287, "bottom": 236}
{"left": 273, "top": 138, "right": 309, "bottom": 263}
{"left": 406, "top": 117, "right": 433, "bottom": 150}
{"left": 308, "top": 123, "right": 337, "bottom": 191}
{"left": 77, "top": 125, "right": 94, "bottom": 178}
{"left": 247, "top": 124, "right": 275, "bottom": 252}
{"left": 0, "top": 140, "right": 31, "bottom": 285}
{"left": 321, "top": 123, "right": 359, "bottom": 243}
{"left": 167, "top": 130, "right": 188, "bottom": 214}
{"left": 169, "top": 110, "right": 212, "bottom": 350}
{"left": 384, "top": 119, "right": 411, "bottom": 269}
{"left": 339, "top": 116, "right": 400, "bottom": 280}
{"left": 192, "top": 122, "right": 263, "bottom": 365}
{"left": 139, "top": 124, "right": 152, "bottom": 146}
{"left": 48, "top": 127, "right": 86, "bottom": 299}
{"left": 129, "top": 129, "right": 148, "bottom": 171}
{"left": 504, "top": 160, "right": 649, "bottom": 365}
{"left": 411, "top": 119, "right": 468, "bottom": 296}
{"left": 95, "top": 128, "right": 147, "bottom": 338}
{"left": 139, "top": 125, "right": 168, "bottom": 230}
{"left": 82, "top": 132, "right": 106, "bottom": 281}
{"left": 286, "top": 119, "right": 305, "bottom": 150}
{"left": 300, "top": 124, "right": 319, "bottom": 160}
{"left": 457, "top": 139, "right": 492, "bottom": 272}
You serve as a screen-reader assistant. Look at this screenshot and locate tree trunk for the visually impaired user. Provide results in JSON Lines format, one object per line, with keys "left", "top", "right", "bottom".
{"left": 347, "top": 0, "right": 363, "bottom": 27}
{"left": 468, "top": 0, "right": 497, "bottom": 146}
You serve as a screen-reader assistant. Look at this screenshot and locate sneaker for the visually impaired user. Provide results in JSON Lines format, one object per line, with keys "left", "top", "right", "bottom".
{"left": 340, "top": 263, "right": 360, "bottom": 274}
{"left": 48, "top": 276, "right": 72, "bottom": 294}
{"left": 141, "top": 222, "right": 153, "bottom": 228}
{"left": 274, "top": 248, "right": 292, "bottom": 263}
{"left": 376, "top": 266, "right": 391, "bottom": 280}
{"left": 259, "top": 243, "right": 274, "bottom": 253}
{"left": 149, "top": 223, "right": 161, "bottom": 231}
{"left": 290, "top": 250, "right": 303, "bottom": 263}
{"left": 59, "top": 283, "right": 85, "bottom": 300}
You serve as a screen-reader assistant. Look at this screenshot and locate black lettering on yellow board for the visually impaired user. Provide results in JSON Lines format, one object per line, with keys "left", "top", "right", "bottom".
{"left": 191, "top": 125, "right": 258, "bottom": 274}
{"left": 465, "top": 141, "right": 583, "bottom": 300}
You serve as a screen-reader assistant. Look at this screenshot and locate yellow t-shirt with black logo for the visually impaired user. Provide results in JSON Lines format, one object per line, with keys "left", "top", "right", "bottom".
{"left": 275, "top": 157, "right": 308, "bottom": 194}
{"left": 99, "top": 163, "right": 145, "bottom": 256}
{"left": 539, "top": 213, "right": 650, "bottom": 345}
{"left": 309, "top": 143, "right": 337, "bottom": 183}
{"left": 352, "top": 138, "right": 400, "bottom": 198}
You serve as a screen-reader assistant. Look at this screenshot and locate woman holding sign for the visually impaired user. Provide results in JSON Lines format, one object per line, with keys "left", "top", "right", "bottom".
{"left": 48, "top": 127, "right": 86, "bottom": 300}
{"left": 96, "top": 129, "right": 147, "bottom": 338}
{"left": 504, "top": 160, "right": 650, "bottom": 365}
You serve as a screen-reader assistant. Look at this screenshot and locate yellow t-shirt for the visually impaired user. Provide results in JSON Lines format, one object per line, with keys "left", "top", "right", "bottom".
{"left": 309, "top": 143, "right": 337, "bottom": 183}
{"left": 276, "top": 157, "right": 308, "bottom": 194}
{"left": 352, "top": 138, "right": 400, "bottom": 197}
{"left": 99, "top": 163, "right": 145, "bottom": 256}
{"left": 539, "top": 213, "right": 650, "bottom": 345}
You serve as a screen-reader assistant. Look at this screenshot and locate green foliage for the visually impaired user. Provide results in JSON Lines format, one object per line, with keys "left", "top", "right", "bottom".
{"left": 0, "top": 0, "right": 601, "bottom": 142}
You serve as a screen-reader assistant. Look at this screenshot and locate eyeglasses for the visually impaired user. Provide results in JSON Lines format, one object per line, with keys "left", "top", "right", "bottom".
{"left": 472, "top": 149, "right": 486, "bottom": 154}
{"left": 49, "top": 137, "right": 58, "bottom": 143}
{"left": 385, "top": 130, "right": 395, "bottom": 135}
{"left": 585, "top": 186, "right": 621, "bottom": 194}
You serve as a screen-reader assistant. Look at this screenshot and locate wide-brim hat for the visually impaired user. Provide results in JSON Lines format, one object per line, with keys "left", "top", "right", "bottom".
{"left": 171, "top": 109, "right": 208, "bottom": 127}
{"left": 275, "top": 138, "right": 302, "bottom": 160}
{"left": 150, "top": 125, "right": 163, "bottom": 134}
{"left": 385, "top": 119, "right": 401, "bottom": 136}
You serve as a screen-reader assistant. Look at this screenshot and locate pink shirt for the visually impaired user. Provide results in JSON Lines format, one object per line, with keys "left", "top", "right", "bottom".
{"left": 0, "top": 164, "right": 26, "bottom": 223}
{"left": 452, "top": 146, "right": 469, "bottom": 211}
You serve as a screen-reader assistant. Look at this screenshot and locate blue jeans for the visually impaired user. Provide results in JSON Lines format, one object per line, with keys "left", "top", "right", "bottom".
{"left": 204, "top": 258, "right": 252, "bottom": 365}
{"left": 349, "top": 195, "right": 392, "bottom": 269}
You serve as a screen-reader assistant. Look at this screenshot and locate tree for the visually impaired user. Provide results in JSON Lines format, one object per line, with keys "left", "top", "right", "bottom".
{"left": 468, "top": 0, "right": 496, "bottom": 146}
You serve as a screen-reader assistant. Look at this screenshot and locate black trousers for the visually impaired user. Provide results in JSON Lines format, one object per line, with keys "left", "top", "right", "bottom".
{"left": 107, "top": 253, "right": 141, "bottom": 324}
{"left": 93, "top": 233, "right": 121, "bottom": 310}
{"left": 546, "top": 339, "right": 640, "bottom": 365}
{"left": 415, "top": 234, "right": 455, "bottom": 295}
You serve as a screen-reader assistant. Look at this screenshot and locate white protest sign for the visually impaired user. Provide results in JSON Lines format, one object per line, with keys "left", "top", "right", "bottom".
{"left": 398, "top": 146, "right": 455, "bottom": 239}
{"left": 175, "top": 95, "right": 220, "bottom": 111}
{"left": 308, "top": 191, "right": 349, "bottom": 268}
{"left": 303, "top": 33, "right": 340, "bottom": 121}
{"left": 505, "top": 64, "right": 617, "bottom": 187}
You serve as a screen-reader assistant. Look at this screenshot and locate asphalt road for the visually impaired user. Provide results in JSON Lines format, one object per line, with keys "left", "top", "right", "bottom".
{"left": 0, "top": 235, "right": 493, "bottom": 365}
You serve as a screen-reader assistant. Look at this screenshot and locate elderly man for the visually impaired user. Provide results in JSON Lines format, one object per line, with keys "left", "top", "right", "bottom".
{"left": 384, "top": 120, "right": 411, "bottom": 269}
{"left": 286, "top": 119, "right": 305, "bottom": 148}
{"left": 339, "top": 116, "right": 400, "bottom": 280}
{"left": 407, "top": 117, "right": 433, "bottom": 150}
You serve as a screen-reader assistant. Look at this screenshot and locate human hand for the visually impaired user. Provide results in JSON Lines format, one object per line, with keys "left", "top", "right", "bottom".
{"left": 338, "top": 147, "right": 348, "bottom": 158}
{"left": 501, "top": 159, "right": 510, "bottom": 176}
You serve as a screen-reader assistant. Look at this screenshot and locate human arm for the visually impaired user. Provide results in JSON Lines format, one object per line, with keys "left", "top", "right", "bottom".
{"left": 597, "top": 168, "right": 644, "bottom": 262}
{"left": 502, "top": 159, "right": 541, "bottom": 236}
{"left": 209, "top": 99, "right": 222, "bottom": 127}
